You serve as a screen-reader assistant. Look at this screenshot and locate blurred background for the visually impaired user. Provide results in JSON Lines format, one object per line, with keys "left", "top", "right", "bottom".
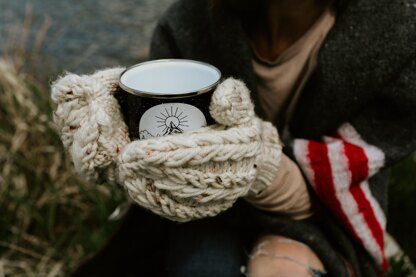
{"left": 1, "top": 0, "right": 176, "bottom": 73}
{"left": 0, "top": 0, "right": 415, "bottom": 276}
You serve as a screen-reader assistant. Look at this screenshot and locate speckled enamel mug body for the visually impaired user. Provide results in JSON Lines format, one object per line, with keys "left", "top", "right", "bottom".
{"left": 117, "top": 59, "right": 221, "bottom": 140}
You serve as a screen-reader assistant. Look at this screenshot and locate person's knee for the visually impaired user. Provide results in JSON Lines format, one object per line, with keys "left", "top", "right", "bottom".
{"left": 246, "top": 235, "right": 325, "bottom": 277}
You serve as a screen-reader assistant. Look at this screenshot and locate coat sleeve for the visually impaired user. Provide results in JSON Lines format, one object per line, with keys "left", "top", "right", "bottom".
{"left": 292, "top": 57, "right": 416, "bottom": 272}
{"left": 149, "top": 17, "right": 182, "bottom": 60}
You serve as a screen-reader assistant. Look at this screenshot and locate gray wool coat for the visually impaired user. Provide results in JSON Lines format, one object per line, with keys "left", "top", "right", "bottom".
{"left": 147, "top": 0, "right": 416, "bottom": 276}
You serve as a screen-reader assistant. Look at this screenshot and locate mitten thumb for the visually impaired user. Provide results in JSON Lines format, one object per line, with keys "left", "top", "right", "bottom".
{"left": 209, "top": 78, "right": 255, "bottom": 126}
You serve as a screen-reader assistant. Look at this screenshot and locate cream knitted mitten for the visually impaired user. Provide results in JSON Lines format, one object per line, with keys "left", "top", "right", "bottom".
{"left": 51, "top": 69, "right": 282, "bottom": 222}
{"left": 51, "top": 67, "right": 130, "bottom": 183}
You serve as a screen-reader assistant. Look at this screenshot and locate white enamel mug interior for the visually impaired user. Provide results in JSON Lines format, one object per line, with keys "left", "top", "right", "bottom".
{"left": 119, "top": 59, "right": 221, "bottom": 97}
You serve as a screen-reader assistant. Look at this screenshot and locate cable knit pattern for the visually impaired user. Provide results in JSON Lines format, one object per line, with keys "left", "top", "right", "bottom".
{"left": 51, "top": 67, "right": 130, "bottom": 183}
{"left": 209, "top": 78, "right": 255, "bottom": 126}
{"left": 51, "top": 71, "right": 282, "bottom": 222}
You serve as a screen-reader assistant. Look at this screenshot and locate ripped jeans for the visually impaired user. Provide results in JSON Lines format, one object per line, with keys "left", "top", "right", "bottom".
{"left": 164, "top": 218, "right": 327, "bottom": 277}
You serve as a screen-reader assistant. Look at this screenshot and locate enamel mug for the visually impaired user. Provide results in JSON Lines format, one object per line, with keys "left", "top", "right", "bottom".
{"left": 118, "top": 59, "right": 221, "bottom": 140}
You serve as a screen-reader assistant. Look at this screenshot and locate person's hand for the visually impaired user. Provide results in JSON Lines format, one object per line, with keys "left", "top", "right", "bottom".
{"left": 52, "top": 70, "right": 282, "bottom": 222}
{"left": 117, "top": 78, "right": 282, "bottom": 221}
{"left": 51, "top": 67, "right": 130, "bottom": 183}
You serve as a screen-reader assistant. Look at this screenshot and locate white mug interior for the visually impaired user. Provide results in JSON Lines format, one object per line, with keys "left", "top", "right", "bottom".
{"left": 119, "top": 59, "right": 221, "bottom": 95}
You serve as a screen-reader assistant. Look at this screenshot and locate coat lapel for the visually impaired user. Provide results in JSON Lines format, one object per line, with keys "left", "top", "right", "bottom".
{"left": 289, "top": 0, "right": 409, "bottom": 139}
{"left": 203, "top": 0, "right": 407, "bottom": 139}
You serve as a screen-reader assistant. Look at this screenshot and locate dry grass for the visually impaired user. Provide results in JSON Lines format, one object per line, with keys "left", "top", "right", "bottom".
{"left": 0, "top": 58, "right": 125, "bottom": 276}
{"left": 1, "top": 7, "right": 125, "bottom": 276}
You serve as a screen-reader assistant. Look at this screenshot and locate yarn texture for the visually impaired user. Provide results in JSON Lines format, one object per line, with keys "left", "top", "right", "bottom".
{"left": 52, "top": 68, "right": 130, "bottom": 183}
{"left": 51, "top": 69, "right": 282, "bottom": 222}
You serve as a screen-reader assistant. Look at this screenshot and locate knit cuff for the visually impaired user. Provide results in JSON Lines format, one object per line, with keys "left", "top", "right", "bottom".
{"left": 245, "top": 154, "right": 313, "bottom": 219}
{"left": 250, "top": 120, "right": 282, "bottom": 195}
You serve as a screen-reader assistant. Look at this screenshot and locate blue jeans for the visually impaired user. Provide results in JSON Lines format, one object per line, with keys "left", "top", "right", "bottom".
{"left": 164, "top": 218, "right": 246, "bottom": 277}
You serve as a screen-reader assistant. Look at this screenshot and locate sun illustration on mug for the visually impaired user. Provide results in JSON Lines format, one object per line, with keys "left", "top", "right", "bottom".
{"left": 156, "top": 105, "right": 189, "bottom": 135}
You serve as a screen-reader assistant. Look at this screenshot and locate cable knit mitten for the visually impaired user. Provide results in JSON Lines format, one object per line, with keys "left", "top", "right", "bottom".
{"left": 51, "top": 68, "right": 130, "bottom": 183}
{"left": 52, "top": 71, "right": 282, "bottom": 222}
{"left": 116, "top": 78, "right": 282, "bottom": 221}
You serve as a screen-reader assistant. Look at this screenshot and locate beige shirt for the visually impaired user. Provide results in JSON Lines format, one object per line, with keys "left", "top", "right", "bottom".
{"left": 252, "top": 8, "right": 335, "bottom": 127}
{"left": 246, "top": 8, "right": 335, "bottom": 219}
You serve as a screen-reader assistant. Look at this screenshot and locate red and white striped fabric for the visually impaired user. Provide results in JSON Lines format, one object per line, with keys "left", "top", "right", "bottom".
{"left": 293, "top": 122, "right": 388, "bottom": 271}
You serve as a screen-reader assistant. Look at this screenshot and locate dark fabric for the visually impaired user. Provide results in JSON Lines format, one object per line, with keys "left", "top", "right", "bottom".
{"left": 164, "top": 217, "right": 245, "bottom": 277}
{"left": 145, "top": 0, "right": 416, "bottom": 276}
{"left": 72, "top": 206, "right": 171, "bottom": 277}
